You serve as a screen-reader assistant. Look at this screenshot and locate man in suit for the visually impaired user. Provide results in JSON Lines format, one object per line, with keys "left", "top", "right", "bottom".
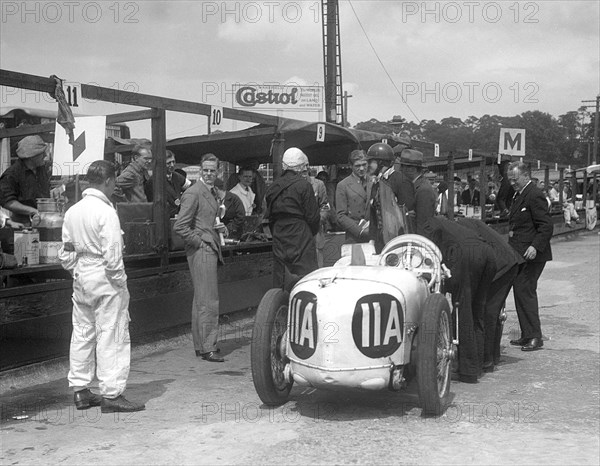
{"left": 174, "top": 153, "right": 227, "bottom": 362}
{"left": 145, "top": 150, "right": 190, "bottom": 217}
{"left": 421, "top": 217, "right": 496, "bottom": 383}
{"left": 400, "top": 149, "right": 436, "bottom": 235}
{"left": 461, "top": 178, "right": 481, "bottom": 206}
{"left": 506, "top": 161, "right": 553, "bottom": 352}
{"left": 457, "top": 218, "right": 524, "bottom": 372}
{"left": 336, "top": 150, "right": 372, "bottom": 243}
{"left": 213, "top": 178, "right": 245, "bottom": 240}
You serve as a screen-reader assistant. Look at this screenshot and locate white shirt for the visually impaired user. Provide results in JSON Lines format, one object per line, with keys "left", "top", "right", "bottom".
{"left": 230, "top": 183, "right": 255, "bottom": 215}
{"left": 59, "top": 188, "right": 127, "bottom": 286}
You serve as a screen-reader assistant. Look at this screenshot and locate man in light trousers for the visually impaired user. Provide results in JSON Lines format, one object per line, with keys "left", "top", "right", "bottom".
{"left": 59, "top": 160, "right": 144, "bottom": 413}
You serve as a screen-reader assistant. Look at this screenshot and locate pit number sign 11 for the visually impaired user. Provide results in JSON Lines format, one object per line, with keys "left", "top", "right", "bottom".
{"left": 210, "top": 106, "right": 224, "bottom": 132}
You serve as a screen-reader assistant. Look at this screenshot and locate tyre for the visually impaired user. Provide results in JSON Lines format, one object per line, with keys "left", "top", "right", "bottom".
{"left": 251, "top": 288, "right": 293, "bottom": 406}
{"left": 416, "top": 294, "right": 453, "bottom": 415}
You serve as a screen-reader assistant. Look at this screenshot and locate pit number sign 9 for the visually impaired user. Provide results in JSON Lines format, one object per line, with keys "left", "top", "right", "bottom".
{"left": 210, "top": 106, "right": 224, "bottom": 132}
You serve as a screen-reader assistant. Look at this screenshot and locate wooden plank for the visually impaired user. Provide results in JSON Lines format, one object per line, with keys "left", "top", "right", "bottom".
{"left": 480, "top": 156, "right": 487, "bottom": 221}
{"left": 151, "top": 108, "right": 169, "bottom": 267}
{"left": 106, "top": 109, "right": 154, "bottom": 124}
{"left": 447, "top": 152, "right": 455, "bottom": 220}
{"left": 0, "top": 123, "right": 55, "bottom": 138}
{"left": 0, "top": 69, "right": 55, "bottom": 94}
{"left": 271, "top": 133, "right": 285, "bottom": 179}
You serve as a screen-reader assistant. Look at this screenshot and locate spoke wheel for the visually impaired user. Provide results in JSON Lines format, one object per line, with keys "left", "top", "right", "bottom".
{"left": 416, "top": 294, "right": 452, "bottom": 415}
{"left": 251, "top": 288, "right": 293, "bottom": 406}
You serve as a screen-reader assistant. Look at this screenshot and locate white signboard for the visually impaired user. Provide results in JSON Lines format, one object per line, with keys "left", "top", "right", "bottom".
{"left": 53, "top": 116, "right": 106, "bottom": 176}
{"left": 434, "top": 143, "right": 440, "bottom": 158}
{"left": 498, "top": 128, "right": 526, "bottom": 156}
{"left": 210, "top": 105, "right": 224, "bottom": 131}
{"left": 316, "top": 124, "right": 326, "bottom": 142}
{"left": 468, "top": 149, "right": 473, "bottom": 161}
{"left": 233, "top": 84, "right": 323, "bottom": 111}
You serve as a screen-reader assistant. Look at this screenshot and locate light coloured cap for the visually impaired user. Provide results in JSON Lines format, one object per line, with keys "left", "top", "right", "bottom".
{"left": 282, "top": 147, "right": 309, "bottom": 172}
{"left": 17, "top": 135, "right": 47, "bottom": 159}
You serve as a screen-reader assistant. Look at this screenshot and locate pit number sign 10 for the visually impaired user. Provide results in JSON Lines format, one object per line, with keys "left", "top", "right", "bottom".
{"left": 210, "top": 106, "right": 224, "bottom": 132}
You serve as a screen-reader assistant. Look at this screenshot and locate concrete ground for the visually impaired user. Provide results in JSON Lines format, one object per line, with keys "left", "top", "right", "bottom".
{"left": 1, "top": 231, "right": 599, "bottom": 465}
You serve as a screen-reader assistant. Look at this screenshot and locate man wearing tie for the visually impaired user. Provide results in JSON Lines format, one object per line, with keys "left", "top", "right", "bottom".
{"left": 506, "top": 162, "right": 553, "bottom": 352}
{"left": 335, "top": 150, "right": 372, "bottom": 243}
{"left": 174, "top": 153, "right": 227, "bottom": 362}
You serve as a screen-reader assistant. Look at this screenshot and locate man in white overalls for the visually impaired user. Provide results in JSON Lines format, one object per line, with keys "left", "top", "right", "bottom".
{"left": 59, "top": 160, "right": 144, "bottom": 413}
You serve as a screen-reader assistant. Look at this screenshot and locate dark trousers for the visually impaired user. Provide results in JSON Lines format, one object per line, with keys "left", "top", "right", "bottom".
{"left": 513, "top": 261, "right": 546, "bottom": 340}
{"left": 484, "top": 265, "right": 519, "bottom": 365}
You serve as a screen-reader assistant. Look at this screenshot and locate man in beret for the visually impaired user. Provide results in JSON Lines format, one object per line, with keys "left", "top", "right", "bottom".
{"left": 0, "top": 135, "right": 51, "bottom": 225}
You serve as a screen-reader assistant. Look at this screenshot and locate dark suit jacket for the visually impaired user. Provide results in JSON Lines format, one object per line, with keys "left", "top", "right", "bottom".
{"left": 335, "top": 173, "right": 372, "bottom": 240}
{"left": 461, "top": 188, "right": 481, "bottom": 206}
{"left": 457, "top": 218, "right": 525, "bottom": 281}
{"left": 508, "top": 182, "right": 553, "bottom": 262}
{"left": 413, "top": 175, "right": 436, "bottom": 235}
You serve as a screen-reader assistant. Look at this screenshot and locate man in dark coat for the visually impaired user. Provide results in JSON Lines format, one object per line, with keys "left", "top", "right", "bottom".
{"left": 145, "top": 150, "right": 189, "bottom": 217}
{"left": 506, "top": 162, "right": 553, "bottom": 352}
{"left": 366, "top": 143, "right": 412, "bottom": 253}
{"left": 461, "top": 178, "right": 481, "bottom": 206}
{"left": 400, "top": 149, "right": 436, "bottom": 235}
{"left": 457, "top": 218, "right": 524, "bottom": 372}
{"left": 213, "top": 178, "right": 245, "bottom": 240}
{"left": 266, "top": 148, "right": 320, "bottom": 289}
{"left": 422, "top": 217, "right": 496, "bottom": 383}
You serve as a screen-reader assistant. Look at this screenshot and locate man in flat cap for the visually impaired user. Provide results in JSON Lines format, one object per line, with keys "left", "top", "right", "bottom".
{"left": 400, "top": 149, "right": 436, "bottom": 235}
{"left": 0, "top": 135, "right": 51, "bottom": 225}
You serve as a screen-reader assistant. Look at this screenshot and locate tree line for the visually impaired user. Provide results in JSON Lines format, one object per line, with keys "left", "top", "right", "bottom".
{"left": 353, "top": 109, "right": 597, "bottom": 166}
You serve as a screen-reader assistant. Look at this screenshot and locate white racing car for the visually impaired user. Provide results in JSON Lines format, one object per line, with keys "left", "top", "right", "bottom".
{"left": 251, "top": 234, "right": 457, "bottom": 415}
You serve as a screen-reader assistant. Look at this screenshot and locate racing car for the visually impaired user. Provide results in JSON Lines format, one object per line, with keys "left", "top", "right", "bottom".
{"left": 251, "top": 234, "right": 456, "bottom": 415}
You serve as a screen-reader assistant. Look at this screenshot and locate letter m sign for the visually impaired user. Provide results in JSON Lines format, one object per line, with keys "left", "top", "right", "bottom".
{"left": 498, "top": 128, "right": 526, "bottom": 156}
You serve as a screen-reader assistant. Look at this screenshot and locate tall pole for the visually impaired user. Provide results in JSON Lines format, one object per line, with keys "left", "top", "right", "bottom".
{"left": 594, "top": 95, "right": 599, "bottom": 165}
{"left": 582, "top": 95, "right": 600, "bottom": 165}
{"left": 342, "top": 91, "right": 352, "bottom": 127}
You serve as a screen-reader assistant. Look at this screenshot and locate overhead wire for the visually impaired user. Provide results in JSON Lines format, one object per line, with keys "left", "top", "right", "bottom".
{"left": 346, "top": 0, "right": 422, "bottom": 124}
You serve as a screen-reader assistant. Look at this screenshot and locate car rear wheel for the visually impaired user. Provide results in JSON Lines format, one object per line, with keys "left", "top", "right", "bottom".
{"left": 251, "top": 288, "right": 293, "bottom": 406}
{"left": 416, "top": 294, "right": 453, "bottom": 415}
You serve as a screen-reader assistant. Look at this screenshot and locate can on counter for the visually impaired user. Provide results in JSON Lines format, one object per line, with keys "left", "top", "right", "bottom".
{"left": 13, "top": 229, "right": 40, "bottom": 266}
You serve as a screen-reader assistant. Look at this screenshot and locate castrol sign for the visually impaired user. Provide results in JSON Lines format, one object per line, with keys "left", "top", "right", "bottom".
{"left": 233, "top": 84, "right": 323, "bottom": 111}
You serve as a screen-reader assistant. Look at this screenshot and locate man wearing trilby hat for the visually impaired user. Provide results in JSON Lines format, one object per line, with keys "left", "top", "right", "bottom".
{"left": 0, "top": 135, "right": 51, "bottom": 225}
{"left": 265, "top": 147, "right": 320, "bottom": 289}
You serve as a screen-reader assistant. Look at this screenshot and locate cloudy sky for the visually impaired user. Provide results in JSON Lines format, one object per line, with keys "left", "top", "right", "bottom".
{"left": 1, "top": 0, "right": 598, "bottom": 138}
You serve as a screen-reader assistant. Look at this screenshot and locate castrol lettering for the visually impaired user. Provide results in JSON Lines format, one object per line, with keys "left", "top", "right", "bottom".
{"left": 289, "top": 291, "right": 318, "bottom": 359}
{"left": 352, "top": 294, "right": 403, "bottom": 358}
{"left": 235, "top": 86, "right": 299, "bottom": 107}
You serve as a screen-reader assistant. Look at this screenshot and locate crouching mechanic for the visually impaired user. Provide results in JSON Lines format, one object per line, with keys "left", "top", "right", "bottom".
{"left": 59, "top": 160, "right": 145, "bottom": 413}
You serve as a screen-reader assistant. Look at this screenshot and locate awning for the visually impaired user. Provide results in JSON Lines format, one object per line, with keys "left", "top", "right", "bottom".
{"left": 166, "top": 119, "right": 391, "bottom": 166}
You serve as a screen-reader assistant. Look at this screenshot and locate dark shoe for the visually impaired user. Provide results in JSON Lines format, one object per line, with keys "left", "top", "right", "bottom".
{"left": 521, "top": 337, "right": 543, "bottom": 352}
{"left": 101, "top": 395, "right": 145, "bottom": 413}
{"left": 459, "top": 374, "right": 478, "bottom": 384}
{"left": 201, "top": 351, "right": 224, "bottom": 362}
{"left": 74, "top": 389, "right": 102, "bottom": 410}
{"left": 196, "top": 348, "right": 220, "bottom": 357}
{"left": 482, "top": 362, "right": 495, "bottom": 373}
{"left": 510, "top": 337, "right": 529, "bottom": 346}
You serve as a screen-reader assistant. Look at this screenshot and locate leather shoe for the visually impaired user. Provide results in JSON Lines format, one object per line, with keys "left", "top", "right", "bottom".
{"left": 510, "top": 337, "right": 529, "bottom": 346}
{"left": 200, "top": 351, "right": 224, "bottom": 362}
{"left": 74, "top": 389, "right": 102, "bottom": 410}
{"left": 521, "top": 337, "right": 543, "bottom": 351}
{"left": 459, "top": 374, "right": 478, "bottom": 384}
{"left": 196, "top": 348, "right": 220, "bottom": 357}
{"left": 101, "top": 395, "right": 145, "bottom": 413}
{"left": 482, "top": 362, "right": 495, "bottom": 373}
